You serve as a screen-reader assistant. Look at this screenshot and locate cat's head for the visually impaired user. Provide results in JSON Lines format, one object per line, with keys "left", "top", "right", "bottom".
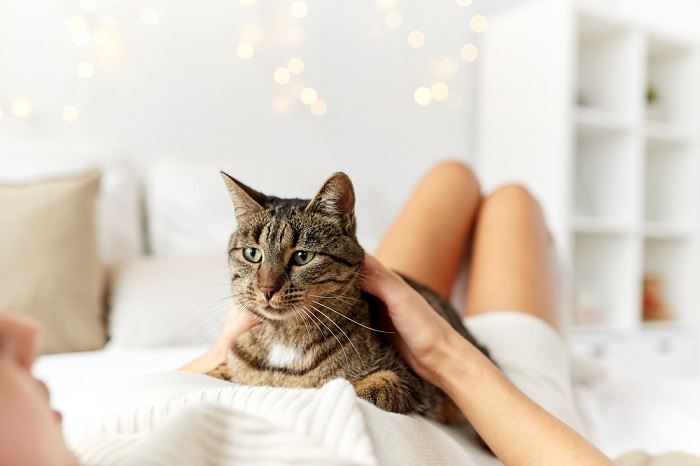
{"left": 221, "top": 171, "right": 364, "bottom": 321}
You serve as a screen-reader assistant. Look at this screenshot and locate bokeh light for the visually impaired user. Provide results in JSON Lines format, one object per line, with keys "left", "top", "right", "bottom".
{"left": 62, "top": 106, "right": 80, "bottom": 122}
{"left": 240, "top": 24, "right": 264, "bottom": 44}
{"left": 141, "top": 8, "right": 160, "bottom": 26}
{"left": 460, "top": 43, "right": 479, "bottom": 62}
{"left": 10, "top": 99, "right": 32, "bottom": 118}
{"left": 437, "top": 57, "right": 459, "bottom": 76}
{"left": 456, "top": 0, "right": 473, "bottom": 7}
{"left": 236, "top": 42, "right": 255, "bottom": 59}
{"left": 385, "top": 11, "right": 402, "bottom": 29}
{"left": 273, "top": 67, "right": 291, "bottom": 84}
{"left": 413, "top": 87, "right": 432, "bottom": 106}
{"left": 431, "top": 82, "right": 449, "bottom": 101}
{"left": 470, "top": 14, "right": 487, "bottom": 33}
{"left": 77, "top": 61, "right": 95, "bottom": 79}
{"left": 300, "top": 87, "right": 318, "bottom": 105}
{"left": 376, "top": 0, "right": 396, "bottom": 10}
{"left": 291, "top": 1, "right": 308, "bottom": 19}
{"left": 310, "top": 99, "right": 327, "bottom": 116}
{"left": 407, "top": 30, "right": 425, "bottom": 49}
{"left": 287, "top": 57, "right": 305, "bottom": 75}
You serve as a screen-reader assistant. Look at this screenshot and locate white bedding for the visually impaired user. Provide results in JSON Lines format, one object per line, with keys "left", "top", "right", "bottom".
{"left": 35, "top": 348, "right": 700, "bottom": 464}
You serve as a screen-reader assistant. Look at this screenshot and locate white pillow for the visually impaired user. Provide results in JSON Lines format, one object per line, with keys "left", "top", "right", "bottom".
{"left": 145, "top": 158, "right": 391, "bottom": 257}
{"left": 108, "top": 255, "right": 232, "bottom": 348}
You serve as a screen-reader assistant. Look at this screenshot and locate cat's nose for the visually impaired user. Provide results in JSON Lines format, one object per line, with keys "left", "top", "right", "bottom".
{"left": 259, "top": 286, "right": 279, "bottom": 301}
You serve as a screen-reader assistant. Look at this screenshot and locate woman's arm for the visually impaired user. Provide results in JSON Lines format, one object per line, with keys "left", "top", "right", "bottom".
{"left": 179, "top": 310, "right": 258, "bottom": 372}
{"left": 362, "top": 254, "right": 612, "bottom": 466}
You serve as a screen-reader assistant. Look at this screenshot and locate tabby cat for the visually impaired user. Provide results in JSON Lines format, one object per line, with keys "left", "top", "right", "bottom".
{"left": 209, "top": 171, "right": 491, "bottom": 423}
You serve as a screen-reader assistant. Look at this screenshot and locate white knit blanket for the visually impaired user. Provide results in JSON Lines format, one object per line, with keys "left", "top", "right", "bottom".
{"left": 67, "top": 372, "right": 495, "bottom": 466}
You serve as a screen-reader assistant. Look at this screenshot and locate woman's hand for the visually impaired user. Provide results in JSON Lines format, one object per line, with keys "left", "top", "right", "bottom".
{"left": 179, "top": 308, "right": 258, "bottom": 373}
{"left": 363, "top": 254, "right": 612, "bottom": 466}
{"left": 361, "top": 253, "right": 473, "bottom": 387}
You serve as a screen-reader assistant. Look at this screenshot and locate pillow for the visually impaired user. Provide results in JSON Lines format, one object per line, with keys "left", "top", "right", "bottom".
{"left": 0, "top": 144, "right": 143, "bottom": 263}
{"left": 0, "top": 170, "right": 106, "bottom": 354}
{"left": 108, "top": 255, "right": 231, "bottom": 348}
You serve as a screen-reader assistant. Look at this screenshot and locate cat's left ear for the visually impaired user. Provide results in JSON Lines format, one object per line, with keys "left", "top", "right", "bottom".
{"left": 306, "top": 172, "right": 356, "bottom": 234}
{"left": 220, "top": 171, "right": 267, "bottom": 221}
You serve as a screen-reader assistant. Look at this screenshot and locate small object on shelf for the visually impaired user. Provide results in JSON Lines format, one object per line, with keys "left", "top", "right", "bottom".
{"left": 645, "top": 83, "right": 664, "bottom": 121}
{"left": 574, "top": 288, "right": 603, "bottom": 325}
{"left": 642, "top": 273, "right": 673, "bottom": 321}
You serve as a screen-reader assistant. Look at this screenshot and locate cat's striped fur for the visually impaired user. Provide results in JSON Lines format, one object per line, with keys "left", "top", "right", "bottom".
{"left": 209, "top": 171, "right": 491, "bottom": 423}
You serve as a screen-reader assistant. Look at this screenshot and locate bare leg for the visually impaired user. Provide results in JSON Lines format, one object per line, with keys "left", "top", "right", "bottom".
{"left": 375, "top": 161, "right": 481, "bottom": 299}
{"left": 466, "top": 184, "right": 558, "bottom": 329}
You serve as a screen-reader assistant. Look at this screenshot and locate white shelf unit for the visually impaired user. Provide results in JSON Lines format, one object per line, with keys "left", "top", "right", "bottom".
{"left": 475, "top": 0, "right": 700, "bottom": 374}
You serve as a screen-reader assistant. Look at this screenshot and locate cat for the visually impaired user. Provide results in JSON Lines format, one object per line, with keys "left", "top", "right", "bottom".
{"left": 208, "top": 171, "right": 491, "bottom": 423}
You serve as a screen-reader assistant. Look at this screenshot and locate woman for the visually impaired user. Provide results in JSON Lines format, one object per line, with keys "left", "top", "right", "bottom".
{"left": 0, "top": 161, "right": 612, "bottom": 465}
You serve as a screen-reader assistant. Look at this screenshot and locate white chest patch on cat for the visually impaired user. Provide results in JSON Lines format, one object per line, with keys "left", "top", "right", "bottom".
{"left": 267, "top": 344, "right": 302, "bottom": 367}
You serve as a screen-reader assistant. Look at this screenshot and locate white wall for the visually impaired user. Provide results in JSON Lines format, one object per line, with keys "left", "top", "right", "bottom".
{"left": 0, "top": 0, "right": 488, "bottom": 250}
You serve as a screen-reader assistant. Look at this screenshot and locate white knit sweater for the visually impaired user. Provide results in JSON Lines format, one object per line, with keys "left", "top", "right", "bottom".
{"left": 68, "top": 373, "right": 494, "bottom": 466}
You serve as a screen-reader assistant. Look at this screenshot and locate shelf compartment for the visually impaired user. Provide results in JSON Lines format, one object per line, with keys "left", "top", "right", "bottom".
{"left": 645, "top": 33, "right": 699, "bottom": 127}
{"left": 572, "top": 233, "right": 640, "bottom": 329}
{"left": 644, "top": 222, "right": 694, "bottom": 240}
{"left": 576, "top": 12, "right": 641, "bottom": 117}
{"left": 643, "top": 238, "right": 694, "bottom": 325}
{"left": 646, "top": 120, "right": 694, "bottom": 148}
{"left": 573, "top": 216, "right": 635, "bottom": 235}
{"left": 574, "top": 131, "right": 639, "bottom": 223}
{"left": 575, "top": 106, "right": 633, "bottom": 137}
{"left": 644, "top": 144, "right": 697, "bottom": 225}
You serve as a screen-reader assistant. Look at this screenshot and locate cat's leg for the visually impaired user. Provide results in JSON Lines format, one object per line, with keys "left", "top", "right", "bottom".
{"left": 352, "top": 370, "right": 416, "bottom": 414}
{"left": 206, "top": 362, "right": 231, "bottom": 381}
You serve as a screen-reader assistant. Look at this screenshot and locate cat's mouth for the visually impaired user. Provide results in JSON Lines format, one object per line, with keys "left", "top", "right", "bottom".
{"left": 251, "top": 303, "right": 293, "bottom": 321}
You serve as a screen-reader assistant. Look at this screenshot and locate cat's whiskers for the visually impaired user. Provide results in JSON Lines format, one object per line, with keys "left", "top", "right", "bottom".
{"left": 178, "top": 293, "right": 245, "bottom": 329}
{"left": 305, "top": 296, "right": 394, "bottom": 334}
{"left": 301, "top": 305, "right": 352, "bottom": 367}
{"left": 290, "top": 305, "right": 313, "bottom": 343}
{"left": 174, "top": 294, "right": 248, "bottom": 343}
{"left": 189, "top": 293, "right": 255, "bottom": 340}
{"left": 308, "top": 303, "right": 366, "bottom": 370}
{"left": 349, "top": 270, "right": 377, "bottom": 281}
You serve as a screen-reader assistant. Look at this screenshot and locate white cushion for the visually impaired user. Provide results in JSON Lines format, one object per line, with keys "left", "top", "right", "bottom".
{"left": 145, "top": 158, "right": 391, "bottom": 257}
{"left": 108, "top": 255, "right": 231, "bottom": 348}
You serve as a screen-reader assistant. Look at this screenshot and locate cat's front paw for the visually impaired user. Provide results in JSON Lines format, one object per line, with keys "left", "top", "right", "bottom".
{"left": 206, "top": 362, "right": 231, "bottom": 381}
{"left": 352, "top": 370, "right": 414, "bottom": 415}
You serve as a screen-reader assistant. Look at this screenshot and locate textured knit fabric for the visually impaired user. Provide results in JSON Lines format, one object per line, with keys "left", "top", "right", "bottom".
{"left": 70, "top": 312, "right": 582, "bottom": 465}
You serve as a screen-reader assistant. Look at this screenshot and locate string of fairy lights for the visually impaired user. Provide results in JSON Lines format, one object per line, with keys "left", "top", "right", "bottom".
{"left": 0, "top": 0, "right": 486, "bottom": 124}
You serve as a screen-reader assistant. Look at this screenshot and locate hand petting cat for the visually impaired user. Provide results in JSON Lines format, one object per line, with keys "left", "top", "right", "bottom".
{"left": 180, "top": 309, "right": 258, "bottom": 373}
{"left": 183, "top": 251, "right": 466, "bottom": 388}
{"left": 360, "top": 253, "right": 468, "bottom": 389}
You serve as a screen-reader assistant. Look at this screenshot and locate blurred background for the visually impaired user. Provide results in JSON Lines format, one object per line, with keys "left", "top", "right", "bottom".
{"left": 1, "top": 0, "right": 700, "bottom": 379}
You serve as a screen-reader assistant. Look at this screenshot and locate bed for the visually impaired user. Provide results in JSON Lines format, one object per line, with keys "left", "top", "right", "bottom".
{"left": 8, "top": 153, "right": 700, "bottom": 463}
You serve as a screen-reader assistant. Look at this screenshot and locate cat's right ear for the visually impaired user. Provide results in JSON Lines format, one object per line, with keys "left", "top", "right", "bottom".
{"left": 220, "top": 171, "right": 266, "bottom": 221}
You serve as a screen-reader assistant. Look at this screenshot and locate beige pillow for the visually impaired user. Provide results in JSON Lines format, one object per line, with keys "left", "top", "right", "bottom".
{"left": 0, "top": 170, "right": 106, "bottom": 353}
{"left": 616, "top": 451, "right": 700, "bottom": 466}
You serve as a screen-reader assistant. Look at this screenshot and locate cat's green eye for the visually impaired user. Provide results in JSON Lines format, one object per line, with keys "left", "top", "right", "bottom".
{"left": 292, "top": 250, "right": 315, "bottom": 266}
{"left": 243, "top": 247, "right": 262, "bottom": 263}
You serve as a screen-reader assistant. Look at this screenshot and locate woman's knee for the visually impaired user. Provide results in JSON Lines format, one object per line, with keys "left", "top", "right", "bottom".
{"left": 480, "top": 183, "right": 548, "bottom": 232}
{"left": 423, "top": 159, "right": 481, "bottom": 200}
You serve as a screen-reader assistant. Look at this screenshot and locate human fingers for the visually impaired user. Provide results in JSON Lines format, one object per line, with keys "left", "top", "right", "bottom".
{"left": 0, "top": 314, "right": 40, "bottom": 370}
{"left": 360, "top": 254, "right": 417, "bottom": 310}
